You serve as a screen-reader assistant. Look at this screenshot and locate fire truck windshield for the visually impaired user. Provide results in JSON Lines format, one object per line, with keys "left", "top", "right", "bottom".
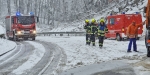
{"left": 17, "top": 16, "right": 35, "bottom": 25}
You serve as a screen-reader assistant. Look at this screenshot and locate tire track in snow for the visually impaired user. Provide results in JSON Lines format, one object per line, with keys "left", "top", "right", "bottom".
{"left": 19, "top": 41, "right": 67, "bottom": 75}
{"left": 0, "top": 42, "right": 34, "bottom": 75}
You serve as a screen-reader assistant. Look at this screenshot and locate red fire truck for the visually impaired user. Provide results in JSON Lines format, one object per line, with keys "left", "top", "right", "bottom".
{"left": 105, "top": 13, "right": 143, "bottom": 41}
{"left": 5, "top": 12, "right": 39, "bottom": 41}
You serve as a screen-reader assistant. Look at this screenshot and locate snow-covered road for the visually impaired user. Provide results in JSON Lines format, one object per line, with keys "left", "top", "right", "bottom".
{"left": 0, "top": 40, "right": 66, "bottom": 75}
{"left": 0, "top": 36, "right": 150, "bottom": 75}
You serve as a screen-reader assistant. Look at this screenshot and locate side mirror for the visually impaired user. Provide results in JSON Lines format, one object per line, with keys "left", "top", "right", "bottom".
{"left": 144, "top": 7, "right": 147, "bottom": 13}
{"left": 37, "top": 17, "right": 39, "bottom": 23}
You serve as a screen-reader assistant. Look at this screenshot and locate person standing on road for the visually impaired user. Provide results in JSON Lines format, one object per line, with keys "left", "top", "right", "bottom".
{"left": 90, "top": 19, "right": 98, "bottom": 46}
{"left": 126, "top": 20, "right": 146, "bottom": 52}
{"left": 84, "top": 19, "right": 91, "bottom": 45}
{"left": 97, "top": 19, "right": 108, "bottom": 48}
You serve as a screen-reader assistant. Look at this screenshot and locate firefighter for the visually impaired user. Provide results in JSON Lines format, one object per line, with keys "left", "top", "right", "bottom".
{"left": 126, "top": 20, "right": 146, "bottom": 52}
{"left": 84, "top": 19, "right": 91, "bottom": 45}
{"left": 97, "top": 19, "right": 108, "bottom": 48}
{"left": 90, "top": 19, "right": 98, "bottom": 46}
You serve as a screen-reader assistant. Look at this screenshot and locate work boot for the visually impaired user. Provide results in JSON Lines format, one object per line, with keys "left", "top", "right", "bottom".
{"left": 127, "top": 51, "right": 132, "bottom": 53}
{"left": 134, "top": 50, "right": 139, "bottom": 52}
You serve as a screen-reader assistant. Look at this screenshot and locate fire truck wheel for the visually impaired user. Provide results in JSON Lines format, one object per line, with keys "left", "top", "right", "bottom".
{"left": 116, "top": 34, "right": 122, "bottom": 41}
{"left": 147, "top": 47, "right": 150, "bottom": 57}
{"left": 32, "top": 37, "right": 35, "bottom": 40}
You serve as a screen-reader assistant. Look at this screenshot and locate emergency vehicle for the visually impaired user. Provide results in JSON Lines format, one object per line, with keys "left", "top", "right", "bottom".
{"left": 105, "top": 13, "right": 143, "bottom": 41}
{"left": 144, "top": 0, "right": 150, "bottom": 57}
{"left": 5, "top": 12, "right": 39, "bottom": 41}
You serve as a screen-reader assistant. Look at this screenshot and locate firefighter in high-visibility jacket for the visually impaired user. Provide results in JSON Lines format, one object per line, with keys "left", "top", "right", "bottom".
{"left": 90, "top": 19, "right": 98, "bottom": 46}
{"left": 84, "top": 19, "right": 91, "bottom": 45}
{"left": 97, "top": 19, "right": 108, "bottom": 48}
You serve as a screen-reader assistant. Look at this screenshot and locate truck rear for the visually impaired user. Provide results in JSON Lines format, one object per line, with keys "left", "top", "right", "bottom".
{"left": 105, "top": 13, "right": 143, "bottom": 41}
{"left": 5, "top": 12, "right": 39, "bottom": 41}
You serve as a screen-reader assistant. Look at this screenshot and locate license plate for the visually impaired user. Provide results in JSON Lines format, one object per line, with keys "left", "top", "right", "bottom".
{"left": 24, "top": 31, "right": 30, "bottom": 33}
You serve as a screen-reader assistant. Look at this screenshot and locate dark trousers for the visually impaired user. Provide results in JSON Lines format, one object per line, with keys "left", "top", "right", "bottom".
{"left": 86, "top": 34, "right": 91, "bottom": 45}
{"left": 90, "top": 34, "right": 95, "bottom": 46}
{"left": 128, "top": 38, "right": 137, "bottom": 51}
{"left": 98, "top": 36, "right": 105, "bottom": 47}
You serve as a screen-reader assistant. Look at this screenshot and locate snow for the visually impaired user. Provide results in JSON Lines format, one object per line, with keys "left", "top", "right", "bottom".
{"left": 134, "top": 66, "right": 150, "bottom": 75}
{"left": 0, "top": 23, "right": 16, "bottom": 56}
{"left": 12, "top": 41, "right": 45, "bottom": 75}
{"left": 0, "top": 24, "right": 5, "bottom": 35}
{"left": 37, "top": 36, "right": 147, "bottom": 71}
{"left": 0, "top": 39, "right": 16, "bottom": 56}
{"left": 37, "top": 0, "right": 148, "bottom": 33}
{"left": 0, "top": 0, "right": 149, "bottom": 74}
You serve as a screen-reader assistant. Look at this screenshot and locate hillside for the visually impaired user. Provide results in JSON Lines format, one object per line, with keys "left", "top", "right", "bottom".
{"left": 0, "top": 0, "right": 148, "bottom": 33}
{"left": 42, "top": 0, "right": 148, "bottom": 32}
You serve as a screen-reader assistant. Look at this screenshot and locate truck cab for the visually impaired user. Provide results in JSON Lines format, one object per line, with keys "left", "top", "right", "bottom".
{"left": 5, "top": 12, "right": 39, "bottom": 41}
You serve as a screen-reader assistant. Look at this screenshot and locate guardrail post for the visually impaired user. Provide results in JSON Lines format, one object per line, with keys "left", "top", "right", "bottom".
{"left": 60, "top": 34, "right": 63, "bottom": 36}
{"left": 55, "top": 34, "right": 56, "bottom": 36}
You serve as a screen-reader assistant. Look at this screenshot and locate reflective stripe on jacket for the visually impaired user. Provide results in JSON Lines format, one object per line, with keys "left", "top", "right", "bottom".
{"left": 84, "top": 23, "right": 91, "bottom": 34}
{"left": 90, "top": 23, "right": 98, "bottom": 34}
{"left": 97, "top": 25, "right": 108, "bottom": 36}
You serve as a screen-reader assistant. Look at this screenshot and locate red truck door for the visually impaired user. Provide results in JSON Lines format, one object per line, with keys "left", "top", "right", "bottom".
{"left": 109, "top": 17, "right": 116, "bottom": 38}
{"left": 106, "top": 16, "right": 116, "bottom": 38}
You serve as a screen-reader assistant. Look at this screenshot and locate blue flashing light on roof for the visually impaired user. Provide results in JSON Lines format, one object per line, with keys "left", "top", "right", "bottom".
{"left": 122, "top": 12, "right": 125, "bottom": 14}
{"left": 136, "top": 12, "right": 139, "bottom": 14}
{"left": 16, "top": 11, "right": 21, "bottom": 16}
{"left": 110, "top": 13, "right": 112, "bottom": 16}
{"left": 29, "top": 12, "right": 34, "bottom": 16}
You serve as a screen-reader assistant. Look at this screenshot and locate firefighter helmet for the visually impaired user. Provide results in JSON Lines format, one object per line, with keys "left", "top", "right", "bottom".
{"left": 85, "top": 19, "right": 89, "bottom": 23}
{"left": 100, "top": 19, "right": 105, "bottom": 23}
{"left": 91, "top": 19, "right": 96, "bottom": 23}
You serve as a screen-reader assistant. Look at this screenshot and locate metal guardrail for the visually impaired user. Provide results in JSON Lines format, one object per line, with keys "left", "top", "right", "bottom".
{"left": 37, "top": 32, "right": 86, "bottom": 36}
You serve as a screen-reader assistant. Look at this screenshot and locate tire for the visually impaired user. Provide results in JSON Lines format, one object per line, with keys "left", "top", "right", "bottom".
{"left": 147, "top": 47, "right": 150, "bottom": 57}
{"left": 32, "top": 37, "right": 35, "bottom": 40}
{"left": 116, "top": 34, "right": 122, "bottom": 41}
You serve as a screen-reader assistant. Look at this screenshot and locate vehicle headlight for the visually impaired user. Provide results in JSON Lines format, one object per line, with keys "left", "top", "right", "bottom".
{"left": 17, "top": 31, "right": 21, "bottom": 34}
{"left": 33, "top": 30, "right": 36, "bottom": 34}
